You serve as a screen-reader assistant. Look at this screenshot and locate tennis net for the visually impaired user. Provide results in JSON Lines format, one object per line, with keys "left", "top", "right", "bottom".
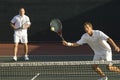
{"left": 0, "top": 60, "right": 120, "bottom": 80}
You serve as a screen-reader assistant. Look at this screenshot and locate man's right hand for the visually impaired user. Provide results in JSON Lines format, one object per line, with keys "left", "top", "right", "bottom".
{"left": 115, "top": 46, "right": 120, "bottom": 52}
{"left": 62, "top": 40, "right": 73, "bottom": 46}
{"left": 62, "top": 40, "right": 68, "bottom": 46}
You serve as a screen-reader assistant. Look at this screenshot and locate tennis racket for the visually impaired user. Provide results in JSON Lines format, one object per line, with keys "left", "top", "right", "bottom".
{"left": 15, "top": 21, "right": 30, "bottom": 30}
{"left": 50, "top": 19, "right": 64, "bottom": 41}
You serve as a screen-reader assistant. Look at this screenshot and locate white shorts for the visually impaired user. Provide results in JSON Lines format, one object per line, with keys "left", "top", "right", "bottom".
{"left": 93, "top": 51, "right": 112, "bottom": 61}
{"left": 14, "top": 34, "right": 28, "bottom": 43}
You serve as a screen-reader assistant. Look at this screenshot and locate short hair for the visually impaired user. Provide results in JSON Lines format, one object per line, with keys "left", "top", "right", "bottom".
{"left": 83, "top": 22, "right": 93, "bottom": 28}
{"left": 19, "top": 8, "right": 25, "bottom": 11}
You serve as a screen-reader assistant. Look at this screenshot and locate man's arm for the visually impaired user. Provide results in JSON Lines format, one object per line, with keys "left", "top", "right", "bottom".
{"left": 62, "top": 40, "right": 80, "bottom": 47}
{"left": 107, "top": 38, "right": 120, "bottom": 52}
{"left": 23, "top": 16, "right": 31, "bottom": 29}
{"left": 10, "top": 22, "right": 17, "bottom": 30}
{"left": 22, "top": 23, "right": 31, "bottom": 29}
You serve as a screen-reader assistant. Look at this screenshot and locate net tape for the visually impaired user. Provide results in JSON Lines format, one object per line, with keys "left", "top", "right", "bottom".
{"left": 0, "top": 60, "right": 120, "bottom": 67}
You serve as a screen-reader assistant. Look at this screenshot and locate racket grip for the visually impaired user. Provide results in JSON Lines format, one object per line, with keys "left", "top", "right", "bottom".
{"left": 59, "top": 34, "right": 64, "bottom": 41}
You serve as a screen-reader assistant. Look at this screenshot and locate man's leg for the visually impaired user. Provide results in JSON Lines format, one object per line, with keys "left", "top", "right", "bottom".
{"left": 24, "top": 43, "right": 28, "bottom": 55}
{"left": 107, "top": 65, "right": 120, "bottom": 73}
{"left": 93, "top": 55, "right": 106, "bottom": 77}
{"left": 92, "top": 64, "right": 108, "bottom": 80}
{"left": 92, "top": 64, "right": 106, "bottom": 77}
{"left": 23, "top": 43, "right": 29, "bottom": 60}
{"left": 22, "top": 34, "right": 29, "bottom": 60}
{"left": 13, "top": 43, "right": 18, "bottom": 61}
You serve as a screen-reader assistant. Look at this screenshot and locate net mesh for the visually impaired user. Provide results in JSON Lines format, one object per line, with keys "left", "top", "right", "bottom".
{"left": 0, "top": 60, "right": 120, "bottom": 80}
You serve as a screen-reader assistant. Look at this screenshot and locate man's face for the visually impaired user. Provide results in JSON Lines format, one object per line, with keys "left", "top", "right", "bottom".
{"left": 19, "top": 8, "right": 25, "bottom": 16}
{"left": 84, "top": 24, "right": 93, "bottom": 35}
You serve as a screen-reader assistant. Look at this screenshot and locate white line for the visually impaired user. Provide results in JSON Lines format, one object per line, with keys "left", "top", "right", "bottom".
{"left": 31, "top": 73, "right": 40, "bottom": 80}
{"left": 1, "top": 60, "right": 120, "bottom": 67}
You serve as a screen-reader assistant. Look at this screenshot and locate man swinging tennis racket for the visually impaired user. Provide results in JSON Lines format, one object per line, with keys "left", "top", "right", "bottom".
{"left": 63, "top": 22, "right": 120, "bottom": 80}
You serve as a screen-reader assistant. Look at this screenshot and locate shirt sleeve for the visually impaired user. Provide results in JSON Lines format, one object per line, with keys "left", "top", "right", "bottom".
{"left": 11, "top": 16, "right": 16, "bottom": 24}
{"left": 76, "top": 34, "right": 87, "bottom": 45}
{"left": 99, "top": 31, "right": 109, "bottom": 40}
{"left": 26, "top": 16, "right": 31, "bottom": 25}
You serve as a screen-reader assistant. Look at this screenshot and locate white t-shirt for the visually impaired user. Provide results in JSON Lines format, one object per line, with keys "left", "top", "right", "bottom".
{"left": 11, "top": 15, "right": 31, "bottom": 35}
{"left": 77, "top": 30, "right": 111, "bottom": 55}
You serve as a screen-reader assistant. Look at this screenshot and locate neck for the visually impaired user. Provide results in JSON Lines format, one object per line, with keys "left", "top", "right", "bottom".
{"left": 88, "top": 30, "right": 93, "bottom": 36}
{"left": 19, "top": 14, "right": 24, "bottom": 17}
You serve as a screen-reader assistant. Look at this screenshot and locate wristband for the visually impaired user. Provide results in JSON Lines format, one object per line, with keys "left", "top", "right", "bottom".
{"left": 67, "top": 42, "right": 72, "bottom": 46}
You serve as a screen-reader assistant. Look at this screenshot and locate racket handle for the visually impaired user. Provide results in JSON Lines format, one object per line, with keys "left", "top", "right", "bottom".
{"left": 57, "top": 31, "right": 64, "bottom": 41}
{"left": 59, "top": 34, "right": 64, "bottom": 41}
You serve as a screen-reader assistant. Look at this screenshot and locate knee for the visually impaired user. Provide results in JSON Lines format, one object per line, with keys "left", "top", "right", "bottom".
{"left": 106, "top": 65, "right": 112, "bottom": 70}
{"left": 14, "top": 44, "right": 18, "bottom": 48}
{"left": 24, "top": 43, "right": 28, "bottom": 47}
{"left": 92, "top": 65, "right": 98, "bottom": 71}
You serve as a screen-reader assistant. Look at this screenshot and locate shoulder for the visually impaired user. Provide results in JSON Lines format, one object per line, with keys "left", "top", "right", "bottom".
{"left": 81, "top": 33, "right": 88, "bottom": 38}
{"left": 24, "top": 15, "right": 30, "bottom": 18}
{"left": 14, "top": 15, "right": 20, "bottom": 18}
{"left": 11, "top": 15, "right": 19, "bottom": 21}
{"left": 94, "top": 30, "right": 104, "bottom": 34}
{"left": 94, "top": 30, "right": 108, "bottom": 37}
{"left": 94, "top": 30, "right": 102, "bottom": 33}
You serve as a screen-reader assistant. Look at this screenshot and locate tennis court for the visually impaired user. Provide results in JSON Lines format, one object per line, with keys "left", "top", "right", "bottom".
{"left": 0, "top": 56, "right": 120, "bottom": 80}
{"left": 0, "top": 43, "right": 120, "bottom": 80}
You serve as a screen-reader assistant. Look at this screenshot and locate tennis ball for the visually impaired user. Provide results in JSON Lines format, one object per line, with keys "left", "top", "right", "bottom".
{"left": 51, "top": 27, "right": 55, "bottom": 31}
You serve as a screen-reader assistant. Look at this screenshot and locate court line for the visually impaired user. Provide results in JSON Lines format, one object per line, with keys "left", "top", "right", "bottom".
{"left": 31, "top": 73, "right": 40, "bottom": 80}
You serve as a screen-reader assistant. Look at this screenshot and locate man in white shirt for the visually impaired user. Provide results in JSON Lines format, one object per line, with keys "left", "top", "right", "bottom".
{"left": 63, "top": 22, "right": 120, "bottom": 80}
{"left": 10, "top": 8, "right": 31, "bottom": 61}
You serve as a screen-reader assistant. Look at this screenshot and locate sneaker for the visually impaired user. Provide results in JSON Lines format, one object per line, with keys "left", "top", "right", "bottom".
{"left": 25, "top": 55, "right": 29, "bottom": 61}
{"left": 98, "top": 76, "right": 108, "bottom": 80}
{"left": 13, "top": 56, "right": 17, "bottom": 61}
